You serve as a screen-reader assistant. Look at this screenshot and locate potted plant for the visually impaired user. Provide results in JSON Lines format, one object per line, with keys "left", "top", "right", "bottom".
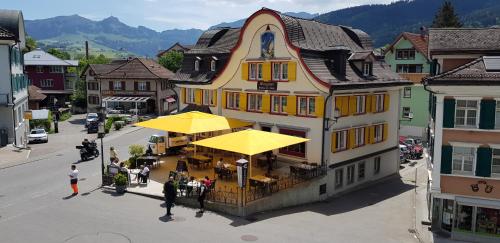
{"left": 114, "top": 173, "right": 128, "bottom": 194}
{"left": 128, "top": 144, "right": 145, "bottom": 169}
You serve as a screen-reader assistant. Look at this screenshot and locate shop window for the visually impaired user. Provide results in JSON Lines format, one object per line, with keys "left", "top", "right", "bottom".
{"left": 374, "top": 156, "right": 381, "bottom": 174}
{"left": 335, "top": 168, "right": 343, "bottom": 189}
{"left": 403, "top": 87, "right": 411, "bottom": 98}
{"left": 226, "top": 92, "right": 240, "bottom": 109}
{"left": 492, "top": 149, "right": 500, "bottom": 176}
{"left": 395, "top": 49, "right": 416, "bottom": 60}
{"left": 403, "top": 107, "right": 411, "bottom": 118}
{"left": 298, "top": 96, "right": 315, "bottom": 116}
{"left": 452, "top": 146, "right": 475, "bottom": 175}
{"left": 374, "top": 94, "right": 385, "bottom": 112}
{"left": 186, "top": 88, "right": 196, "bottom": 104}
{"left": 442, "top": 199, "right": 454, "bottom": 232}
{"left": 358, "top": 162, "right": 365, "bottom": 180}
{"left": 202, "top": 90, "right": 216, "bottom": 106}
{"left": 271, "top": 95, "right": 287, "bottom": 114}
{"left": 347, "top": 165, "right": 355, "bottom": 185}
{"left": 455, "top": 100, "right": 479, "bottom": 128}
{"left": 247, "top": 93, "right": 262, "bottom": 112}
{"left": 475, "top": 207, "right": 500, "bottom": 236}
{"left": 354, "top": 127, "right": 365, "bottom": 147}
{"left": 455, "top": 204, "right": 473, "bottom": 233}
{"left": 279, "top": 129, "right": 306, "bottom": 158}
{"left": 496, "top": 101, "right": 500, "bottom": 129}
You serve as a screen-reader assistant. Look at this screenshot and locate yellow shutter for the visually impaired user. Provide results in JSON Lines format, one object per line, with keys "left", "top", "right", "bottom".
{"left": 364, "top": 127, "right": 370, "bottom": 145}
{"left": 287, "top": 95, "right": 296, "bottom": 115}
{"left": 181, "top": 88, "right": 186, "bottom": 104}
{"left": 348, "top": 96, "right": 357, "bottom": 115}
{"left": 262, "top": 94, "right": 270, "bottom": 113}
{"left": 369, "top": 126, "right": 375, "bottom": 144}
{"left": 262, "top": 62, "right": 271, "bottom": 81}
{"left": 315, "top": 96, "right": 324, "bottom": 117}
{"left": 384, "top": 93, "right": 390, "bottom": 112}
{"left": 239, "top": 93, "right": 247, "bottom": 111}
{"left": 212, "top": 90, "right": 217, "bottom": 106}
{"left": 371, "top": 95, "right": 377, "bottom": 112}
{"left": 221, "top": 91, "right": 227, "bottom": 108}
{"left": 383, "top": 123, "right": 389, "bottom": 141}
{"left": 331, "top": 132, "right": 337, "bottom": 153}
{"left": 242, "top": 63, "right": 249, "bottom": 81}
{"left": 366, "top": 95, "right": 372, "bottom": 113}
{"left": 288, "top": 61, "right": 297, "bottom": 81}
{"left": 195, "top": 89, "right": 202, "bottom": 105}
{"left": 348, "top": 128, "right": 355, "bottom": 149}
{"left": 341, "top": 96, "right": 349, "bottom": 116}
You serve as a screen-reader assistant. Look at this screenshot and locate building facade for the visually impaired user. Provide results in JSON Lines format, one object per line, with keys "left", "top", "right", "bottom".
{"left": 426, "top": 28, "right": 500, "bottom": 242}
{"left": 0, "top": 10, "right": 28, "bottom": 147}
{"left": 173, "top": 9, "right": 410, "bottom": 199}
{"left": 24, "top": 49, "right": 78, "bottom": 108}
{"left": 385, "top": 32, "right": 431, "bottom": 139}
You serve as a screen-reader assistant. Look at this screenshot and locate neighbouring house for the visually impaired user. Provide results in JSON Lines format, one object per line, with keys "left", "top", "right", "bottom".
{"left": 172, "top": 9, "right": 410, "bottom": 215}
{"left": 385, "top": 32, "right": 431, "bottom": 139}
{"left": 84, "top": 58, "right": 176, "bottom": 115}
{"left": 425, "top": 27, "right": 500, "bottom": 242}
{"left": 27, "top": 85, "right": 46, "bottom": 110}
{"left": 0, "top": 9, "right": 28, "bottom": 147}
{"left": 156, "top": 42, "right": 193, "bottom": 59}
{"left": 23, "top": 49, "right": 78, "bottom": 109}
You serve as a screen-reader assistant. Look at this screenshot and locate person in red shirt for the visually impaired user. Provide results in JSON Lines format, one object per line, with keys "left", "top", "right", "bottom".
{"left": 203, "top": 176, "right": 212, "bottom": 188}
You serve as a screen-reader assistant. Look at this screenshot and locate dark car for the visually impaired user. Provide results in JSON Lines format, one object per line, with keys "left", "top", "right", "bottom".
{"left": 87, "top": 120, "right": 99, "bottom": 133}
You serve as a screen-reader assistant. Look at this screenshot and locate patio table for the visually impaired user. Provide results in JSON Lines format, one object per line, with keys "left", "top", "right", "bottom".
{"left": 188, "top": 154, "right": 212, "bottom": 168}
{"left": 249, "top": 175, "right": 277, "bottom": 193}
{"left": 129, "top": 169, "right": 141, "bottom": 184}
{"left": 136, "top": 156, "right": 159, "bottom": 168}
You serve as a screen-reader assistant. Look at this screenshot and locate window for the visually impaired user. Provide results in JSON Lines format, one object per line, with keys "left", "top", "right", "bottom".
{"left": 374, "top": 124, "right": 384, "bottom": 143}
{"left": 355, "top": 96, "right": 366, "bottom": 114}
{"left": 272, "top": 62, "right": 288, "bottom": 81}
{"left": 496, "top": 101, "right": 500, "bottom": 129}
{"left": 358, "top": 162, "right": 365, "bottom": 180}
{"left": 374, "top": 156, "right": 381, "bottom": 174}
{"left": 354, "top": 127, "right": 365, "bottom": 147}
{"left": 298, "top": 96, "right": 316, "bottom": 116}
{"left": 210, "top": 60, "right": 216, "bottom": 71}
{"left": 335, "top": 130, "right": 348, "bottom": 151}
{"left": 40, "top": 79, "right": 53, "bottom": 87}
{"left": 403, "top": 87, "right": 411, "bottom": 98}
{"left": 456, "top": 204, "right": 473, "bottom": 232}
{"left": 137, "top": 82, "right": 148, "bottom": 91}
{"left": 374, "top": 94, "right": 385, "bottom": 112}
{"left": 396, "top": 64, "right": 423, "bottom": 73}
{"left": 113, "top": 81, "right": 122, "bottom": 90}
{"left": 49, "top": 66, "right": 63, "bottom": 73}
{"left": 452, "top": 146, "right": 475, "bottom": 175}
{"left": 363, "top": 62, "right": 372, "bottom": 76}
{"left": 455, "top": 100, "right": 478, "bottom": 128}
{"left": 335, "top": 168, "right": 343, "bottom": 189}
{"left": 493, "top": 149, "right": 500, "bottom": 176}
{"left": 247, "top": 93, "right": 262, "bottom": 112}
{"left": 271, "top": 95, "right": 287, "bottom": 114}
{"left": 88, "top": 95, "right": 100, "bottom": 105}
{"left": 249, "top": 63, "right": 257, "bottom": 80}
{"left": 36, "top": 66, "right": 44, "bottom": 73}
{"left": 257, "top": 63, "right": 263, "bottom": 80}
{"left": 194, "top": 60, "right": 200, "bottom": 71}
{"left": 475, "top": 207, "right": 500, "bottom": 236}
{"left": 347, "top": 165, "right": 355, "bottom": 185}
{"left": 87, "top": 82, "right": 98, "bottom": 90}
{"left": 226, "top": 92, "right": 240, "bottom": 109}
{"left": 186, "top": 88, "right": 196, "bottom": 104}
{"left": 279, "top": 129, "right": 306, "bottom": 158}
{"left": 403, "top": 107, "right": 411, "bottom": 118}
{"left": 203, "top": 90, "right": 216, "bottom": 106}
{"left": 395, "top": 49, "right": 416, "bottom": 60}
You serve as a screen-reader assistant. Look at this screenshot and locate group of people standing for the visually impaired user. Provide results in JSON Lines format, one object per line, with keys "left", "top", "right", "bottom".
{"left": 163, "top": 176, "right": 211, "bottom": 217}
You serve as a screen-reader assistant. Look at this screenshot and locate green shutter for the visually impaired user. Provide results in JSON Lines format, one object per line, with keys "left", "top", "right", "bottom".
{"left": 476, "top": 147, "right": 492, "bottom": 177}
{"left": 479, "top": 100, "right": 496, "bottom": 129}
{"left": 441, "top": 145, "right": 452, "bottom": 174}
{"left": 443, "top": 99, "right": 455, "bottom": 128}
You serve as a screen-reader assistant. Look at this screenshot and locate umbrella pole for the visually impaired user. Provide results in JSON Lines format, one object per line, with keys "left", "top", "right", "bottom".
{"left": 249, "top": 155, "right": 252, "bottom": 178}
{"left": 194, "top": 134, "right": 197, "bottom": 157}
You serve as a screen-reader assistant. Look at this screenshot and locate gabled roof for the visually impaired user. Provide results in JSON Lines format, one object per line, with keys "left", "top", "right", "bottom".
{"left": 156, "top": 42, "right": 193, "bottom": 57}
{"left": 187, "top": 28, "right": 241, "bottom": 55}
{"left": 24, "top": 49, "right": 78, "bottom": 66}
{"left": 97, "top": 58, "right": 175, "bottom": 80}
{"left": 424, "top": 56, "right": 500, "bottom": 86}
{"left": 429, "top": 28, "right": 500, "bottom": 54}
{"left": 28, "top": 85, "right": 47, "bottom": 101}
{"left": 0, "top": 9, "right": 24, "bottom": 41}
{"left": 386, "top": 32, "right": 429, "bottom": 59}
{"left": 0, "top": 26, "right": 15, "bottom": 39}
{"left": 87, "top": 63, "right": 121, "bottom": 75}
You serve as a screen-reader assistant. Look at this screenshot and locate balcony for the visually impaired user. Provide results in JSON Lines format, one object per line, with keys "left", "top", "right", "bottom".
{"left": 398, "top": 73, "right": 428, "bottom": 84}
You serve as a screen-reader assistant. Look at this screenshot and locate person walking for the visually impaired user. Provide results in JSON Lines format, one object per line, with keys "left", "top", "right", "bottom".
{"left": 197, "top": 179, "right": 207, "bottom": 213}
{"left": 110, "top": 146, "right": 118, "bottom": 163}
{"left": 163, "top": 176, "right": 177, "bottom": 217}
{"left": 69, "top": 165, "right": 79, "bottom": 195}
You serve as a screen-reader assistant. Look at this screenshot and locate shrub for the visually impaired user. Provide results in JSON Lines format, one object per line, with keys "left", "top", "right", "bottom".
{"left": 113, "top": 173, "right": 128, "bottom": 186}
{"left": 114, "top": 122, "right": 122, "bottom": 130}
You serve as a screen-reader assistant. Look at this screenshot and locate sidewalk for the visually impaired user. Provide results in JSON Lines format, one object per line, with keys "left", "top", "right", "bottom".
{"left": 0, "top": 144, "right": 30, "bottom": 169}
{"left": 126, "top": 179, "right": 164, "bottom": 200}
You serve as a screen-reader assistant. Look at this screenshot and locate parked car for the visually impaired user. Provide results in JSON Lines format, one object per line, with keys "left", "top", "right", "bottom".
{"left": 28, "top": 128, "right": 48, "bottom": 143}
{"left": 399, "top": 144, "right": 409, "bottom": 163}
{"left": 400, "top": 136, "right": 424, "bottom": 159}
{"left": 85, "top": 113, "right": 99, "bottom": 127}
{"left": 87, "top": 120, "right": 99, "bottom": 133}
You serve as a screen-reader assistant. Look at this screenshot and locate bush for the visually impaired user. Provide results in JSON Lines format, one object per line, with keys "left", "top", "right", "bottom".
{"left": 113, "top": 173, "right": 128, "bottom": 186}
{"left": 105, "top": 116, "right": 123, "bottom": 133}
{"left": 114, "top": 122, "right": 122, "bottom": 130}
{"left": 128, "top": 144, "right": 144, "bottom": 169}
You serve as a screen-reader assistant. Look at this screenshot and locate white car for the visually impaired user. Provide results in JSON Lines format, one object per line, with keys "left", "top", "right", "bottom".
{"left": 28, "top": 128, "right": 48, "bottom": 143}
{"left": 85, "top": 113, "right": 99, "bottom": 127}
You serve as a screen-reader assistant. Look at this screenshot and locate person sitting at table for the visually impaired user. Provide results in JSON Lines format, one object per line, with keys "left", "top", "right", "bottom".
{"left": 216, "top": 158, "right": 224, "bottom": 168}
{"left": 186, "top": 176, "right": 196, "bottom": 196}
{"left": 137, "top": 165, "right": 150, "bottom": 183}
{"left": 119, "top": 162, "right": 128, "bottom": 173}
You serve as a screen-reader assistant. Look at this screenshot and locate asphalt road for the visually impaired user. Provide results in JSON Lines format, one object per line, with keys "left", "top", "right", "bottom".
{"left": 0, "top": 117, "right": 422, "bottom": 243}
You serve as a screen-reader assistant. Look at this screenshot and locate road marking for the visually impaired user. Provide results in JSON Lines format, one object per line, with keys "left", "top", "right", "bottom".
{"left": 26, "top": 149, "right": 31, "bottom": 159}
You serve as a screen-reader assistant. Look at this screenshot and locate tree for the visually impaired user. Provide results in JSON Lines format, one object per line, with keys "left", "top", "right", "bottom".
{"left": 432, "top": 1, "right": 463, "bottom": 28}
{"left": 47, "top": 48, "right": 71, "bottom": 60}
{"left": 23, "top": 36, "right": 37, "bottom": 53}
{"left": 71, "top": 54, "right": 111, "bottom": 109}
{"left": 158, "top": 50, "right": 183, "bottom": 72}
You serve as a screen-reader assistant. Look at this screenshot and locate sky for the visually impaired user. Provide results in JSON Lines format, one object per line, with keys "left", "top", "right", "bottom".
{"left": 5, "top": 0, "right": 394, "bottom": 30}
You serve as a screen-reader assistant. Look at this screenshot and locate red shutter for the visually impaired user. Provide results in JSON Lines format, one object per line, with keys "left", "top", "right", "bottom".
{"left": 146, "top": 82, "right": 151, "bottom": 91}
{"left": 109, "top": 81, "right": 113, "bottom": 90}
{"left": 134, "top": 82, "right": 138, "bottom": 91}
{"left": 121, "top": 81, "right": 126, "bottom": 90}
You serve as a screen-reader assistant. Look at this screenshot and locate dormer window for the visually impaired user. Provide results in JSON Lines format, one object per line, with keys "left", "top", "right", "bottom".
{"left": 210, "top": 60, "right": 216, "bottom": 72}
{"left": 363, "top": 62, "right": 373, "bottom": 77}
{"left": 194, "top": 56, "right": 201, "bottom": 71}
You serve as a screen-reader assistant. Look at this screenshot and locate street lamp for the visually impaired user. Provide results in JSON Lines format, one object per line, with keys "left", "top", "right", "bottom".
{"left": 97, "top": 107, "right": 106, "bottom": 186}
{"left": 324, "top": 107, "right": 341, "bottom": 131}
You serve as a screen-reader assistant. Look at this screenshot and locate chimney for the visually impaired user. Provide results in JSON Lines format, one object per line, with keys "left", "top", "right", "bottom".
{"left": 420, "top": 26, "right": 428, "bottom": 39}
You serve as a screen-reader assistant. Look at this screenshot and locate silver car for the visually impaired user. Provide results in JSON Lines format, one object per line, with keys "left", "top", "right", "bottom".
{"left": 85, "top": 113, "right": 99, "bottom": 127}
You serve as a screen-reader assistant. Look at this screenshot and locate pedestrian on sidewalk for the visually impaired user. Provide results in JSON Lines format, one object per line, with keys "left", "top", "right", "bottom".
{"left": 68, "top": 165, "right": 79, "bottom": 195}
{"left": 197, "top": 179, "right": 207, "bottom": 213}
{"left": 163, "top": 176, "right": 176, "bottom": 216}
{"left": 110, "top": 147, "right": 119, "bottom": 163}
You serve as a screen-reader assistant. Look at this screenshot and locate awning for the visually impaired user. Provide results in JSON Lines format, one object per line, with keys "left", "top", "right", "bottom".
{"left": 456, "top": 196, "right": 500, "bottom": 210}
{"left": 102, "top": 96, "right": 151, "bottom": 103}
{"left": 166, "top": 97, "right": 176, "bottom": 103}
{"left": 192, "top": 129, "right": 309, "bottom": 156}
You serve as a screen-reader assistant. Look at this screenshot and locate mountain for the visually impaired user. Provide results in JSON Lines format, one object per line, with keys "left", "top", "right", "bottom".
{"left": 314, "top": 0, "right": 500, "bottom": 47}
{"left": 209, "top": 11, "right": 319, "bottom": 29}
{"left": 25, "top": 15, "right": 203, "bottom": 57}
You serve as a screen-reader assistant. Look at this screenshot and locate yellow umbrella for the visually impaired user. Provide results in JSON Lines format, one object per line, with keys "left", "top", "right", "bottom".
{"left": 134, "top": 111, "right": 253, "bottom": 134}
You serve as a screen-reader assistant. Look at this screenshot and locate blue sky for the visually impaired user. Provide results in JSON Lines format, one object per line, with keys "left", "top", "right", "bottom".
{"left": 5, "top": 0, "right": 393, "bottom": 30}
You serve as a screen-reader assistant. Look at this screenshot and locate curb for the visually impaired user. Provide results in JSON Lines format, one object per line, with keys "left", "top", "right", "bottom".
{"left": 126, "top": 190, "right": 164, "bottom": 201}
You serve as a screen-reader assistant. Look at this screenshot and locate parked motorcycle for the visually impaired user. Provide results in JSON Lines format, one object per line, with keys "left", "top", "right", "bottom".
{"left": 76, "top": 140, "right": 100, "bottom": 161}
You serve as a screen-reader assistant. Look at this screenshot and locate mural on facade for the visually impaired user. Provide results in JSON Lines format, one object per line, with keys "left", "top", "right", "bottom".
{"left": 261, "top": 31, "right": 275, "bottom": 58}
